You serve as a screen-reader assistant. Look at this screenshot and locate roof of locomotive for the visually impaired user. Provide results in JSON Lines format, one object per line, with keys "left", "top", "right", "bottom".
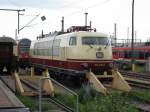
{"left": 36, "top": 31, "right": 108, "bottom": 41}
{"left": 72, "top": 31, "right": 108, "bottom": 37}
{"left": 0, "top": 36, "right": 16, "bottom": 44}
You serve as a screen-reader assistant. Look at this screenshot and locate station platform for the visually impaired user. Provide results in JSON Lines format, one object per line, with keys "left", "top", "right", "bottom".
{"left": 0, "top": 80, "right": 30, "bottom": 112}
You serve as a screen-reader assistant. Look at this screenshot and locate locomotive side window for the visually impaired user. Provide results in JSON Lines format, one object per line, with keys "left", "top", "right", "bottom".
{"left": 34, "top": 43, "right": 38, "bottom": 55}
{"left": 53, "top": 39, "right": 61, "bottom": 56}
{"left": 82, "top": 36, "right": 108, "bottom": 45}
{"left": 69, "top": 36, "right": 76, "bottom": 46}
{"left": 48, "top": 40, "right": 53, "bottom": 56}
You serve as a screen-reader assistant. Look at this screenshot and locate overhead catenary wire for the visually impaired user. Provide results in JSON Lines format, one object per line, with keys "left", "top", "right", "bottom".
{"left": 19, "top": 14, "right": 40, "bottom": 32}
{"left": 21, "top": 0, "right": 112, "bottom": 32}
{"left": 6, "top": 0, "right": 111, "bottom": 18}
{"left": 64, "top": 0, "right": 112, "bottom": 17}
{"left": 3, "top": 0, "right": 112, "bottom": 35}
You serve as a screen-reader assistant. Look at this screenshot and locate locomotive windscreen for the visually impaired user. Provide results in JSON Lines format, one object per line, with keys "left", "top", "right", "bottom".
{"left": 82, "top": 36, "right": 109, "bottom": 45}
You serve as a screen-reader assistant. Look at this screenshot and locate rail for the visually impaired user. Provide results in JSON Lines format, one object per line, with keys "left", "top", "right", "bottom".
{"left": 120, "top": 70, "right": 150, "bottom": 89}
{"left": 44, "top": 97, "right": 74, "bottom": 112}
{"left": 120, "top": 70, "right": 150, "bottom": 81}
{"left": 0, "top": 107, "right": 30, "bottom": 111}
{"left": 39, "top": 77, "right": 79, "bottom": 112}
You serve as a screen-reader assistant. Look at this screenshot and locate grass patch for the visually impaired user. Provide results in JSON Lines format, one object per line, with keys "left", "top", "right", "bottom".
{"left": 55, "top": 85, "right": 139, "bottom": 112}
{"left": 17, "top": 95, "right": 38, "bottom": 111}
{"left": 17, "top": 86, "right": 150, "bottom": 112}
{"left": 17, "top": 95, "right": 55, "bottom": 112}
{"left": 78, "top": 86, "right": 139, "bottom": 112}
{"left": 128, "top": 90, "right": 150, "bottom": 103}
{"left": 55, "top": 93, "right": 77, "bottom": 109}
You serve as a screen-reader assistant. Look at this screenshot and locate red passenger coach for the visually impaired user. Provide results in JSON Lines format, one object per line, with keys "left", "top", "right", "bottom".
{"left": 18, "top": 38, "right": 31, "bottom": 68}
{"left": 112, "top": 46, "right": 150, "bottom": 64}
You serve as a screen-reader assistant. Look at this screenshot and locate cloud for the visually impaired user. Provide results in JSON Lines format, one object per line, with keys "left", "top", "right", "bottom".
{"left": 0, "top": 0, "right": 64, "bottom": 9}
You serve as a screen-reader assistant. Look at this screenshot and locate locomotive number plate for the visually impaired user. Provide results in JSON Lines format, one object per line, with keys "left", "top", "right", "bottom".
{"left": 96, "top": 52, "right": 103, "bottom": 58}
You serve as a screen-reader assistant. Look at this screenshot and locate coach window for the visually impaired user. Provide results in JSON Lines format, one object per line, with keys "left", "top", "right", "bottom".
{"left": 146, "top": 51, "right": 150, "bottom": 59}
{"left": 134, "top": 51, "right": 139, "bottom": 58}
{"left": 69, "top": 36, "right": 76, "bottom": 46}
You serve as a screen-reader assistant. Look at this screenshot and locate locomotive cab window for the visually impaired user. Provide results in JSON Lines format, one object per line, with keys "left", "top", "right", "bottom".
{"left": 69, "top": 36, "right": 76, "bottom": 46}
{"left": 82, "top": 36, "right": 108, "bottom": 45}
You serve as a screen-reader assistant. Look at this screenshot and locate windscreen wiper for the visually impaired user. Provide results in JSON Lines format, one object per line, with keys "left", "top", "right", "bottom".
{"left": 104, "top": 41, "right": 109, "bottom": 49}
{"left": 89, "top": 44, "right": 93, "bottom": 48}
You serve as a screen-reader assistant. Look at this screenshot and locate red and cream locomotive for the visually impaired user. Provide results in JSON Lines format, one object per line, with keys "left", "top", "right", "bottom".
{"left": 30, "top": 26, "right": 113, "bottom": 81}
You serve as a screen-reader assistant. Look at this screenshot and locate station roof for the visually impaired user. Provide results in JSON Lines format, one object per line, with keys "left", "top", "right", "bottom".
{"left": 0, "top": 36, "right": 16, "bottom": 44}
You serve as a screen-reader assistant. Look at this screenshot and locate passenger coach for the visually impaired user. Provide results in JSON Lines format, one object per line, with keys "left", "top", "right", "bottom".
{"left": 0, "top": 36, "right": 18, "bottom": 73}
{"left": 18, "top": 38, "right": 31, "bottom": 68}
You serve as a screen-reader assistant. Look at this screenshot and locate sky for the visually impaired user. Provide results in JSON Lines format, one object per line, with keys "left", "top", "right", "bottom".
{"left": 0, "top": 0, "right": 150, "bottom": 42}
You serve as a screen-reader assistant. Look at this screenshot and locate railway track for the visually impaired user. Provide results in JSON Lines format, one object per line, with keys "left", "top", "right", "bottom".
{"left": 120, "top": 70, "right": 150, "bottom": 81}
{"left": 42, "top": 97, "right": 74, "bottom": 112}
{"left": 113, "top": 71, "right": 150, "bottom": 111}
{"left": 0, "top": 74, "right": 75, "bottom": 112}
{"left": 132, "top": 101, "right": 150, "bottom": 112}
{"left": 120, "top": 70, "right": 150, "bottom": 89}
{"left": 127, "top": 79, "right": 150, "bottom": 89}
{"left": 21, "top": 79, "right": 76, "bottom": 112}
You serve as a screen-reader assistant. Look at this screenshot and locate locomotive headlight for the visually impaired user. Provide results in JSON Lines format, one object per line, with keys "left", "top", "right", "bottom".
{"left": 96, "top": 52, "right": 103, "bottom": 58}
